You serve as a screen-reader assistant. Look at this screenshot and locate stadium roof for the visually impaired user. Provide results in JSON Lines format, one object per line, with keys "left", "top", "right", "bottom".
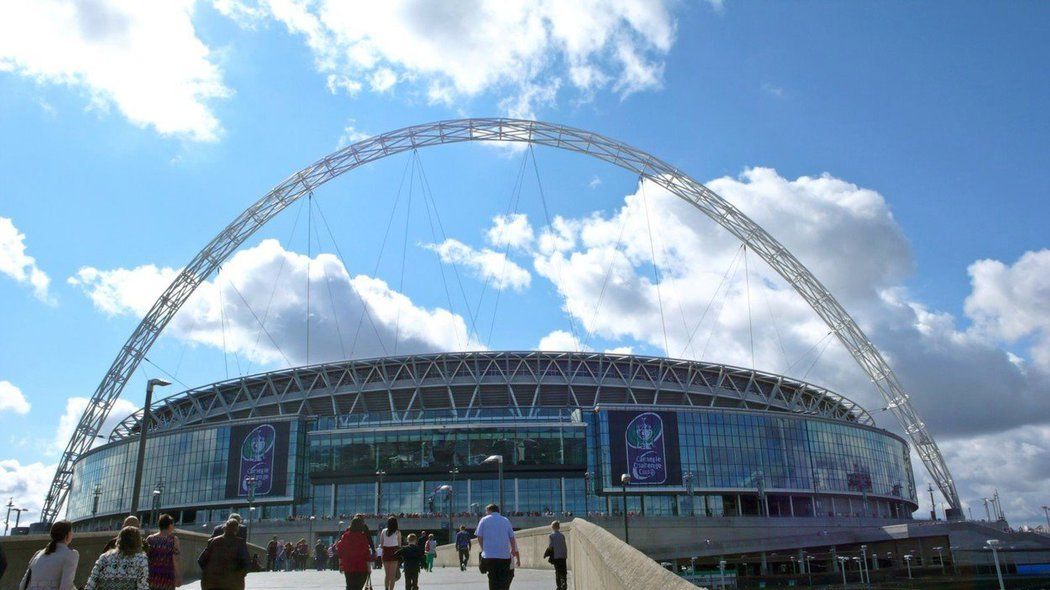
{"left": 110, "top": 351, "right": 874, "bottom": 441}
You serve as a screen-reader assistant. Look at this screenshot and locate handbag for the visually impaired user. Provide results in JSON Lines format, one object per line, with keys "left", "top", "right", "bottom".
{"left": 478, "top": 557, "right": 489, "bottom": 575}
{"left": 543, "top": 546, "right": 554, "bottom": 564}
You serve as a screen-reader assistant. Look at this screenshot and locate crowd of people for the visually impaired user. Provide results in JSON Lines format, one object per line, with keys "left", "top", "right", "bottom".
{"left": 3, "top": 505, "right": 570, "bottom": 590}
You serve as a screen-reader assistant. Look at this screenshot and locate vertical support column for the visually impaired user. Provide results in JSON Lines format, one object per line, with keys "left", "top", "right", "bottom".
{"left": 831, "top": 547, "right": 838, "bottom": 572}
{"left": 760, "top": 551, "right": 768, "bottom": 575}
{"left": 329, "top": 483, "right": 336, "bottom": 517}
{"left": 737, "top": 494, "right": 743, "bottom": 516}
{"left": 514, "top": 478, "right": 519, "bottom": 513}
{"left": 560, "top": 477, "right": 566, "bottom": 514}
{"left": 467, "top": 479, "right": 472, "bottom": 512}
{"left": 790, "top": 496, "right": 795, "bottom": 517}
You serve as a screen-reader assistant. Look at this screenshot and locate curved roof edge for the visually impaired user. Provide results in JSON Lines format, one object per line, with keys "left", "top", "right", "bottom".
{"left": 110, "top": 351, "right": 875, "bottom": 441}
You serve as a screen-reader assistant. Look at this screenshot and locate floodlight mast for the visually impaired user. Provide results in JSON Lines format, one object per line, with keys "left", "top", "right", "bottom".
{"left": 39, "top": 118, "right": 960, "bottom": 523}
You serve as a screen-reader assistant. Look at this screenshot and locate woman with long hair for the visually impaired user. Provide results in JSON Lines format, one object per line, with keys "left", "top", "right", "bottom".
{"left": 145, "top": 514, "right": 182, "bottom": 590}
{"left": 83, "top": 526, "right": 149, "bottom": 590}
{"left": 378, "top": 516, "right": 401, "bottom": 590}
{"left": 335, "top": 515, "right": 375, "bottom": 590}
{"left": 19, "top": 521, "right": 79, "bottom": 590}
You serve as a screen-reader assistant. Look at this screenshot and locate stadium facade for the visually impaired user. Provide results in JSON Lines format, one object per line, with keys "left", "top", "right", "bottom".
{"left": 66, "top": 351, "right": 918, "bottom": 530}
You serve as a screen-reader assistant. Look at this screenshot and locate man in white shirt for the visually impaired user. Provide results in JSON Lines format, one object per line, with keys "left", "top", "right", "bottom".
{"left": 475, "top": 504, "right": 519, "bottom": 590}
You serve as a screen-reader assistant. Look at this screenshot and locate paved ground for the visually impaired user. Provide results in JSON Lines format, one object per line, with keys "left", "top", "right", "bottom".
{"left": 182, "top": 568, "right": 572, "bottom": 589}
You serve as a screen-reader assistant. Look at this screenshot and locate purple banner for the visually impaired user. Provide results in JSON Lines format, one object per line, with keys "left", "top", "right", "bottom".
{"left": 225, "top": 422, "right": 289, "bottom": 499}
{"left": 608, "top": 410, "right": 681, "bottom": 486}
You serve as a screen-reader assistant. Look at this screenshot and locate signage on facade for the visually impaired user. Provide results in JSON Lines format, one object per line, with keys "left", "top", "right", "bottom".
{"left": 607, "top": 410, "right": 682, "bottom": 486}
{"left": 225, "top": 421, "right": 290, "bottom": 499}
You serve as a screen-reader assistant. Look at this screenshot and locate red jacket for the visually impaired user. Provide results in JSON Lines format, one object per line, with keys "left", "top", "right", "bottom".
{"left": 336, "top": 530, "right": 373, "bottom": 573}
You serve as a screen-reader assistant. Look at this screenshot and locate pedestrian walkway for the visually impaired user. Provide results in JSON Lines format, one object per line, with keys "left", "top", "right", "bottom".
{"left": 181, "top": 568, "right": 573, "bottom": 589}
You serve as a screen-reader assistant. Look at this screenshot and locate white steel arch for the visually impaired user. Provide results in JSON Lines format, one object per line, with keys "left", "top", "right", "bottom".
{"left": 40, "top": 118, "right": 959, "bottom": 522}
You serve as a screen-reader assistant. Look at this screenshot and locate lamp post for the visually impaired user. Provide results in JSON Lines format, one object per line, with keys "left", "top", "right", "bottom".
{"left": 92, "top": 485, "right": 103, "bottom": 530}
{"left": 375, "top": 470, "right": 386, "bottom": 515}
{"left": 471, "top": 502, "right": 480, "bottom": 516}
{"left": 449, "top": 468, "right": 459, "bottom": 516}
{"left": 4, "top": 498, "right": 14, "bottom": 535}
{"left": 437, "top": 484, "right": 454, "bottom": 540}
{"left": 933, "top": 546, "right": 945, "bottom": 575}
{"left": 583, "top": 472, "right": 592, "bottom": 517}
{"left": 620, "top": 473, "right": 630, "bottom": 544}
{"left": 983, "top": 498, "right": 992, "bottom": 521}
{"left": 130, "top": 378, "right": 171, "bottom": 518}
{"left": 244, "top": 475, "right": 258, "bottom": 544}
{"left": 483, "top": 455, "right": 504, "bottom": 510}
{"left": 860, "top": 545, "right": 870, "bottom": 586}
{"left": 903, "top": 554, "right": 913, "bottom": 579}
{"left": 718, "top": 559, "right": 727, "bottom": 590}
{"left": 684, "top": 471, "right": 695, "bottom": 517}
{"left": 805, "top": 555, "right": 814, "bottom": 586}
{"left": 11, "top": 507, "right": 28, "bottom": 532}
{"left": 986, "top": 540, "right": 1005, "bottom": 590}
{"left": 150, "top": 489, "right": 161, "bottom": 530}
{"left": 836, "top": 556, "right": 848, "bottom": 589}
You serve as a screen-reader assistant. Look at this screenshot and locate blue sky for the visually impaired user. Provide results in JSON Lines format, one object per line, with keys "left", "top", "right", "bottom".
{"left": 1, "top": 1, "right": 1048, "bottom": 526}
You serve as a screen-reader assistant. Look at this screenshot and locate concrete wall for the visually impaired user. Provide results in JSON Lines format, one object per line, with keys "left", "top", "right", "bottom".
{"left": 0, "top": 530, "right": 266, "bottom": 590}
{"left": 435, "top": 518, "right": 697, "bottom": 590}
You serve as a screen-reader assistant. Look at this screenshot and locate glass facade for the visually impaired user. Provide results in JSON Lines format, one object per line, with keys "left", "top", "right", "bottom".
{"left": 67, "top": 406, "right": 915, "bottom": 523}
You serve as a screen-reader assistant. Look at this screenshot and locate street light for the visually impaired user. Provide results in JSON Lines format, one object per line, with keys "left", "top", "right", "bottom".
{"left": 933, "top": 546, "right": 945, "bottom": 575}
{"left": 244, "top": 476, "right": 258, "bottom": 544}
{"left": 11, "top": 507, "right": 28, "bottom": 532}
{"left": 836, "top": 556, "right": 848, "bottom": 589}
{"left": 150, "top": 489, "right": 161, "bottom": 530}
{"left": 482, "top": 455, "right": 504, "bottom": 510}
{"left": 805, "top": 555, "right": 814, "bottom": 586}
{"left": 718, "top": 559, "right": 727, "bottom": 590}
{"left": 583, "top": 472, "right": 593, "bottom": 517}
{"left": 683, "top": 471, "right": 695, "bottom": 517}
{"left": 130, "top": 378, "right": 171, "bottom": 518}
{"left": 986, "top": 540, "right": 1005, "bottom": 590}
{"left": 860, "top": 545, "right": 870, "bottom": 586}
{"left": 92, "top": 485, "right": 103, "bottom": 530}
{"left": 376, "top": 470, "right": 386, "bottom": 515}
{"left": 437, "top": 484, "right": 454, "bottom": 540}
{"left": 620, "top": 473, "right": 630, "bottom": 544}
{"left": 4, "top": 498, "right": 15, "bottom": 536}
{"left": 903, "top": 554, "right": 913, "bottom": 579}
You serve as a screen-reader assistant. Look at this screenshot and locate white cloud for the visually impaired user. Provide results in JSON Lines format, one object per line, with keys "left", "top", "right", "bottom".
{"left": 69, "top": 238, "right": 481, "bottom": 367}
{"left": 54, "top": 396, "right": 139, "bottom": 453}
{"left": 0, "top": 380, "right": 31, "bottom": 415}
{"left": 337, "top": 120, "right": 371, "bottom": 148}
{"left": 225, "top": 0, "right": 677, "bottom": 115}
{"left": 0, "top": 459, "right": 55, "bottom": 524}
{"left": 588, "top": 175, "right": 602, "bottom": 190}
{"left": 486, "top": 213, "right": 535, "bottom": 251}
{"left": 0, "top": 0, "right": 230, "bottom": 141}
{"left": 0, "top": 216, "right": 52, "bottom": 302}
{"left": 425, "top": 239, "right": 531, "bottom": 292}
{"left": 965, "top": 249, "right": 1050, "bottom": 370}
{"left": 604, "top": 345, "right": 633, "bottom": 355}
{"left": 537, "top": 329, "right": 587, "bottom": 352}
{"left": 761, "top": 82, "right": 785, "bottom": 98}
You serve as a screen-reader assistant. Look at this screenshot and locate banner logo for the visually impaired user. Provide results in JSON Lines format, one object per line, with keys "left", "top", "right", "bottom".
{"left": 238, "top": 424, "right": 276, "bottom": 496}
{"left": 625, "top": 412, "right": 667, "bottom": 484}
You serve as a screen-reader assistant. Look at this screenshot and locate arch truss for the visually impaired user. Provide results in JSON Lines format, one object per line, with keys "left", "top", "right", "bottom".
{"left": 41, "top": 118, "right": 959, "bottom": 522}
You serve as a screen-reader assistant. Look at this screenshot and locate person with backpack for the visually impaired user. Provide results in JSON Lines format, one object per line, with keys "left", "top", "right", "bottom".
{"left": 454, "top": 525, "right": 471, "bottom": 571}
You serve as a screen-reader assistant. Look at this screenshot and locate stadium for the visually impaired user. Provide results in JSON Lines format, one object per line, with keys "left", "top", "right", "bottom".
{"left": 49, "top": 119, "right": 1043, "bottom": 582}
{"left": 66, "top": 350, "right": 918, "bottom": 537}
